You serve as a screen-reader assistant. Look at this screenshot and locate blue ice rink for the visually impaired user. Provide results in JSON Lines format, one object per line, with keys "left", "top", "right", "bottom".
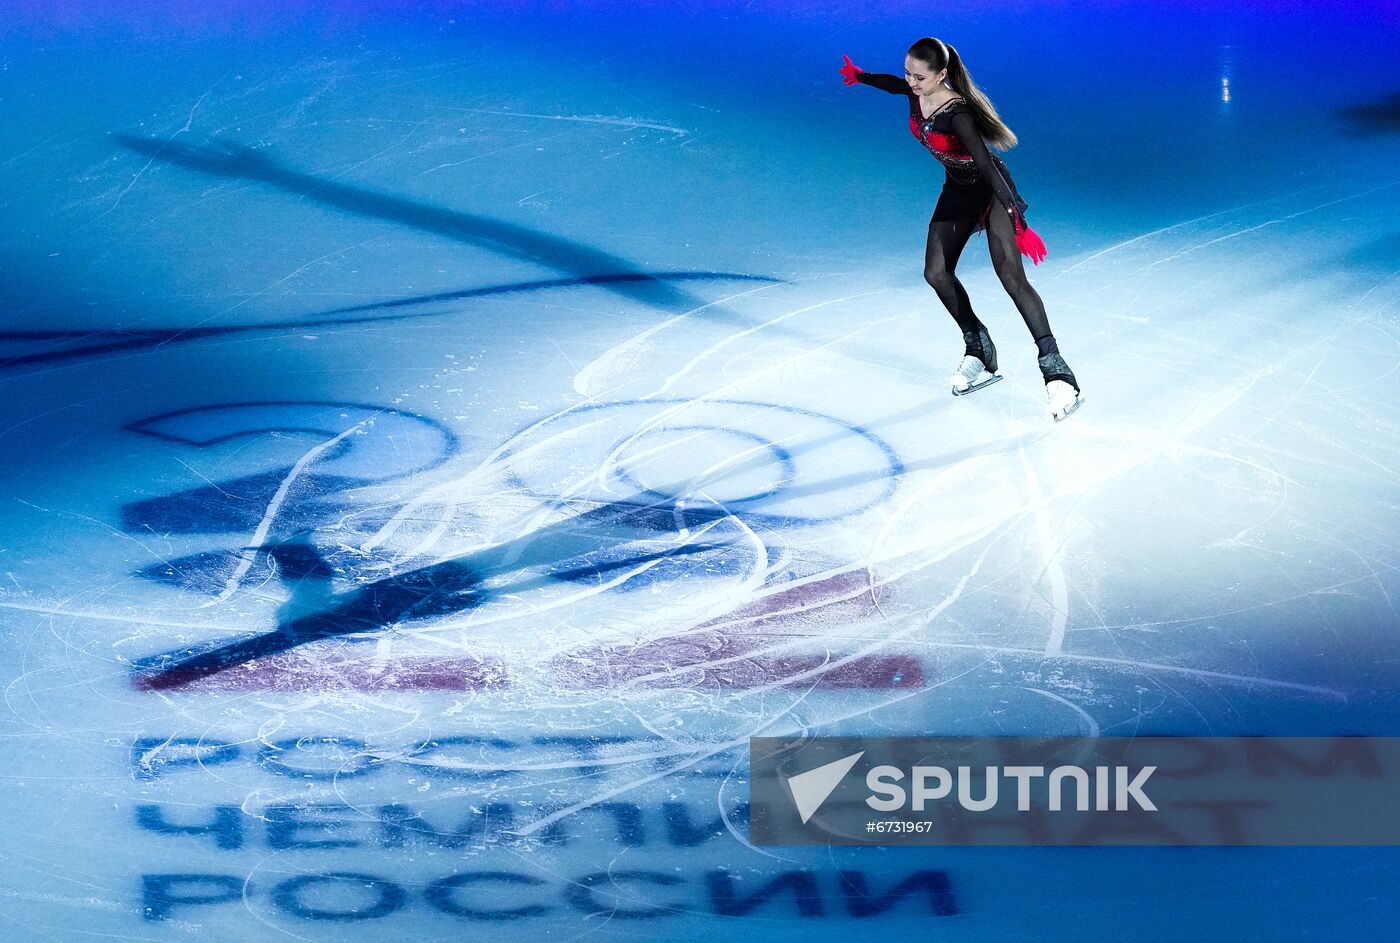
{"left": 3, "top": 0, "right": 1400, "bottom": 938}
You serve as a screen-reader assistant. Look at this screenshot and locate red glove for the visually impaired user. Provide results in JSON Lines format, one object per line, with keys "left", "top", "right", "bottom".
{"left": 1011, "top": 208, "right": 1048, "bottom": 265}
{"left": 839, "top": 54, "right": 863, "bottom": 86}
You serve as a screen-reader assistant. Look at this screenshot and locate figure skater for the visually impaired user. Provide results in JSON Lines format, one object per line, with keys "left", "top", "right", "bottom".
{"left": 840, "top": 38, "right": 1083, "bottom": 421}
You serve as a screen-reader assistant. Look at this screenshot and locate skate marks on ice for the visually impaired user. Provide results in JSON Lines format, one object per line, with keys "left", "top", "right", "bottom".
{"left": 99, "top": 292, "right": 1086, "bottom": 716}
{"left": 3, "top": 189, "right": 1385, "bottom": 743}
{"left": 989, "top": 181, "right": 1400, "bottom": 703}
{"left": 120, "top": 216, "right": 1388, "bottom": 721}
{"left": 12, "top": 127, "right": 1397, "bottom": 732}
{"left": 113, "top": 395, "right": 924, "bottom": 696}
{"left": 3, "top": 129, "right": 781, "bottom": 373}
{"left": 527, "top": 180, "right": 1400, "bottom": 730}
{"left": 11, "top": 127, "right": 944, "bottom": 707}
{"left": 10, "top": 183, "right": 1388, "bottom": 721}
{"left": 109, "top": 135, "right": 740, "bottom": 317}
{"left": 0, "top": 273, "right": 779, "bottom": 373}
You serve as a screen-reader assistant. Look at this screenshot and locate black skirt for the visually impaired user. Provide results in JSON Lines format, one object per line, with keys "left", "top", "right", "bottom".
{"left": 931, "top": 156, "right": 1029, "bottom": 230}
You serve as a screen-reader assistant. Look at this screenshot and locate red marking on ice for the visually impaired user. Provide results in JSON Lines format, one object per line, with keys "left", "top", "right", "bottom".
{"left": 697, "top": 568, "right": 883, "bottom": 628}
{"left": 554, "top": 632, "right": 923, "bottom": 690}
{"left": 131, "top": 655, "right": 505, "bottom": 693}
{"left": 550, "top": 568, "right": 920, "bottom": 690}
{"left": 133, "top": 568, "right": 908, "bottom": 693}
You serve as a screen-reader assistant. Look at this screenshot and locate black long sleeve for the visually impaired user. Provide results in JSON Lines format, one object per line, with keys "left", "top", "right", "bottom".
{"left": 950, "top": 110, "right": 1020, "bottom": 219}
{"left": 855, "top": 71, "right": 912, "bottom": 96}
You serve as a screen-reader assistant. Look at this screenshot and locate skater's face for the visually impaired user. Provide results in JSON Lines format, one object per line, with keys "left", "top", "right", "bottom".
{"left": 904, "top": 56, "right": 947, "bottom": 95}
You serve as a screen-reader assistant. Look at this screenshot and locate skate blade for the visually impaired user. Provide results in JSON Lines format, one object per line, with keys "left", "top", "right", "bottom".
{"left": 1051, "top": 392, "right": 1084, "bottom": 422}
{"left": 951, "top": 373, "right": 1002, "bottom": 397}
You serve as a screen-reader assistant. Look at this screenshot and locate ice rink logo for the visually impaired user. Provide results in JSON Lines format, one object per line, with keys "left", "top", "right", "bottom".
{"left": 117, "top": 397, "right": 914, "bottom": 694}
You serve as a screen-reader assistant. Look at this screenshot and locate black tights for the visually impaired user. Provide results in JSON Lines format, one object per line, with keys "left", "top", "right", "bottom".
{"left": 923, "top": 207, "right": 1058, "bottom": 357}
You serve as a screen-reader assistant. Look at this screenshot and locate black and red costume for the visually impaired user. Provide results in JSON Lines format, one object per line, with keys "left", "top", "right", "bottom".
{"left": 841, "top": 53, "right": 1081, "bottom": 400}
{"left": 854, "top": 70, "right": 1029, "bottom": 234}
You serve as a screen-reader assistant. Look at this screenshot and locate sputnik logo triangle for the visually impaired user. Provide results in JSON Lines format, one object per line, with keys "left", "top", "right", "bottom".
{"left": 786, "top": 751, "right": 865, "bottom": 824}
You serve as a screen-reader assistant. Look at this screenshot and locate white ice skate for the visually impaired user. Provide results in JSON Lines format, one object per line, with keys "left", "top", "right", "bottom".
{"left": 1046, "top": 379, "right": 1084, "bottom": 422}
{"left": 950, "top": 355, "right": 1002, "bottom": 396}
{"left": 1038, "top": 351, "right": 1083, "bottom": 422}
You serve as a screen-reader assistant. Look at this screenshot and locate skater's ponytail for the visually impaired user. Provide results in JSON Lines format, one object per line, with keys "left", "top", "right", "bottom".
{"left": 908, "top": 37, "right": 1018, "bottom": 151}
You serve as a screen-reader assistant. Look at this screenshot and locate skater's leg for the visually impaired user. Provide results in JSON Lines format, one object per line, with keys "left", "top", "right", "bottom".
{"left": 984, "top": 206, "right": 1059, "bottom": 358}
{"left": 923, "top": 219, "right": 979, "bottom": 334}
{"left": 985, "top": 208, "right": 1083, "bottom": 419}
{"left": 926, "top": 220, "right": 999, "bottom": 389}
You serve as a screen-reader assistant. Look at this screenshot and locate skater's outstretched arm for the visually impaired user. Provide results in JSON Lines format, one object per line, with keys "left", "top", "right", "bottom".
{"left": 840, "top": 55, "right": 911, "bottom": 95}
{"left": 856, "top": 71, "right": 913, "bottom": 94}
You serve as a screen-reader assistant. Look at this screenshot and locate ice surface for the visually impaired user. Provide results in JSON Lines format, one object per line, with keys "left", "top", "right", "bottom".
{"left": 2, "top": 1, "right": 1399, "bottom": 939}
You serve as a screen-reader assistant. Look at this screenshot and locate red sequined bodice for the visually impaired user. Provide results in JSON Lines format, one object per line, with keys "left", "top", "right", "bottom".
{"left": 909, "top": 98, "right": 983, "bottom": 186}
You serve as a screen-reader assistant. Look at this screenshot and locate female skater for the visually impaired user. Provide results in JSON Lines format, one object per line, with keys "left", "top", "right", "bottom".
{"left": 840, "top": 38, "right": 1083, "bottom": 421}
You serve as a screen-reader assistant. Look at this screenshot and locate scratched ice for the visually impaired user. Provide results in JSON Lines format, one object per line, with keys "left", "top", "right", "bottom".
{"left": 1, "top": 1, "right": 1399, "bottom": 940}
